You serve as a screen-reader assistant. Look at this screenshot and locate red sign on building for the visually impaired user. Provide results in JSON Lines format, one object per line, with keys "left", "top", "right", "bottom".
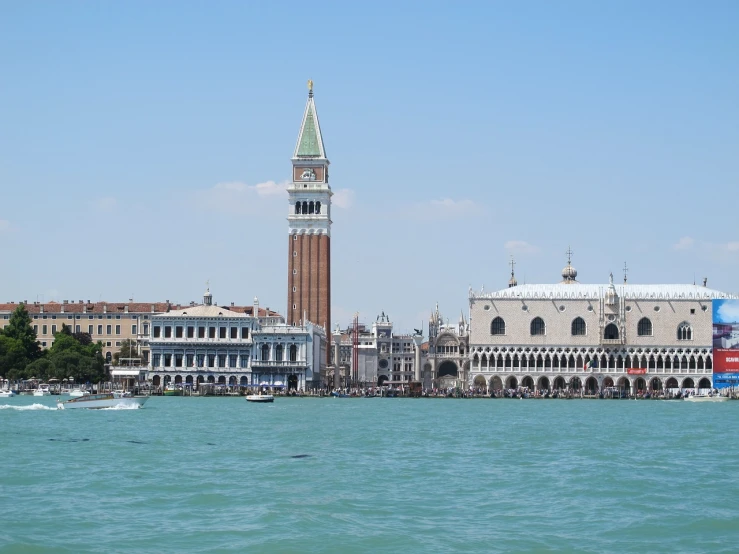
{"left": 627, "top": 368, "right": 647, "bottom": 375}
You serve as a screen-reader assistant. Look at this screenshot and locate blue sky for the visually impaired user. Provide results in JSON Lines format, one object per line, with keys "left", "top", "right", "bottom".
{"left": 1, "top": 1, "right": 738, "bottom": 333}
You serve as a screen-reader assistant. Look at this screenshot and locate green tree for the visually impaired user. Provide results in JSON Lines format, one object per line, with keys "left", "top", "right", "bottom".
{"left": 112, "top": 339, "right": 142, "bottom": 366}
{"left": 46, "top": 325, "right": 106, "bottom": 384}
{"left": 0, "top": 304, "right": 41, "bottom": 360}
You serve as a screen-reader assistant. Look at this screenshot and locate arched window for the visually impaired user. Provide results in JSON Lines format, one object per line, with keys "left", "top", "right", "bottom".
{"left": 308, "top": 201, "right": 315, "bottom": 214}
{"left": 571, "top": 317, "right": 586, "bottom": 336}
{"left": 295, "top": 201, "right": 301, "bottom": 214}
{"left": 289, "top": 344, "right": 297, "bottom": 362}
{"left": 530, "top": 317, "right": 545, "bottom": 336}
{"left": 604, "top": 323, "right": 619, "bottom": 340}
{"left": 261, "top": 344, "right": 270, "bottom": 361}
{"left": 302, "top": 201, "right": 308, "bottom": 214}
{"left": 275, "top": 344, "right": 283, "bottom": 362}
{"left": 315, "top": 201, "right": 321, "bottom": 214}
{"left": 677, "top": 322, "right": 693, "bottom": 340}
{"left": 491, "top": 317, "right": 505, "bottom": 335}
{"left": 637, "top": 317, "right": 652, "bottom": 336}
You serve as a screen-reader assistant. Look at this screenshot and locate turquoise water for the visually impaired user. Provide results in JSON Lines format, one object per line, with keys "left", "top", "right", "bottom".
{"left": 1, "top": 396, "right": 738, "bottom": 553}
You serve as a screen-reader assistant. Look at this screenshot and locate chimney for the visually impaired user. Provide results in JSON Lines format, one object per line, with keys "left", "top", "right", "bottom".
{"left": 151, "top": 304, "right": 155, "bottom": 313}
{"left": 61, "top": 303, "right": 65, "bottom": 313}
{"left": 83, "top": 304, "right": 86, "bottom": 313}
{"left": 79, "top": 300, "right": 83, "bottom": 304}
{"left": 231, "top": 302, "right": 234, "bottom": 307}
{"left": 124, "top": 305, "right": 129, "bottom": 314}
{"left": 103, "top": 304, "right": 107, "bottom": 314}
{"left": 40, "top": 305, "right": 44, "bottom": 314}
{"left": 63, "top": 300, "right": 67, "bottom": 304}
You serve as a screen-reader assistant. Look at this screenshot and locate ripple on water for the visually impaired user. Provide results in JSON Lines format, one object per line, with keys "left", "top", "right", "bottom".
{"left": 1, "top": 396, "right": 739, "bottom": 553}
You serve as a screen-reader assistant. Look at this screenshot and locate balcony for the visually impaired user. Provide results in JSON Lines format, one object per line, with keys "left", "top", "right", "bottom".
{"left": 250, "top": 360, "right": 308, "bottom": 369}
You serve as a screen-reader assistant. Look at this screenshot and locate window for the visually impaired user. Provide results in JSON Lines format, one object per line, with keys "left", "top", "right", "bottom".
{"left": 275, "top": 344, "right": 284, "bottom": 361}
{"left": 33, "top": 325, "right": 38, "bottom": 333}
{"left": 42, "top": 341, "right": 47, "bottom": 347}
{"left": 153, "top": 354, "right": 161, "bottom": 367}
{"left": 132, "top": 325, "right": 137, "bottom": 335}
{"left": 218, "top": 354, "right": 226, "bottom": 367}
{"left": 604, "top": 323, "right": 619, "bottom": 340}
{"left": 197, "top": 354, "right": 205, "bottom": 367}
{"left": 229, "top": 354, "right": 237, "bottom": 367}
{"left": 175, "top": 326, "right": 183, "bottom": 338}
{"left": 530, "top": 317, "right": 545, "bottom": 336}
{"left": 230, "top": 327, "right": 238, "bottom": 339}
{"left": 208, "top": 354, "right": 215, "bottom": 367}
{"left": 107, "top": 325, "right": 112, "bottom": 335}
{"left": 153, "top": 326, "right": 160, "bottom": 338}
{"left": 42, "top": 325, "right": 47, "bottom": 335}
{"left": 52, "top": 324, "right": 57, "bottom": 334}
{"left": 164, "top": 326, "right": 172, "bottom": 338}
{"left": 186, "top": 354, "right": 194, "bottom": 367}
{"left": 88, "top": 325, "right": 93, "bottom": 334}
{"left": 219, "top": 327, "right": 226, "bottom": 339}
{"left": 187, "top": 326, "right": 194, "bottom": 338}
{"left": 164, "top": 354, "right": 172, "bottom": 367}
{"left": 491, "top": 317, "right": 506, "bottom": 335}
{"left": 637, "top": 317, "right": 652, "bottom": 336}
{"left": 143, "top": 324, "right": 149, "bottom": 335}
{"left": 571, "top": 317, "right": 586, "bottom": 336}
{"left": 175, "top": 354, "right": 183, "bottom": 367}
{"left": 261, "top": 344, "right": 270, "bottom": 360}
{"left": 115, "top": 325, "right": 121, "bottom": 335}
{"left": 677, "top": 322, "right": 693, "bottom": 341}
{"left": 690, "top": 308, "right": 695, "bottom": 315}
{"left": 242, "top": 327, "right": 249, "bottom": 339}
{"left": 115, "top": 341, "right": 121, "bottom": 346}
{"left": 76, "top": 325, "right": 81, "bottom": 333}
{"left": 98, "top": 325, "right": 103, "bottom": 334}
{"left": 290, "top": 344, "right": 298, "bottom": 361}
{"left": 198, "top": 326, "right": 205, "bottom": 338}
{"left": 209, "top": 327, "right": 216, "bottom": 339}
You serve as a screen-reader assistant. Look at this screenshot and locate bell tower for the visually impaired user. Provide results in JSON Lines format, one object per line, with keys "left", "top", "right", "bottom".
{"left": 287, "top": 81, "right": 332, "bottom": 335}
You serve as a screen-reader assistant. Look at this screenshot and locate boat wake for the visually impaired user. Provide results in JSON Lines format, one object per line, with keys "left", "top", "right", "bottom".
{"left": 0, "top": 403, "right": 56, "bottom": 411}
{"left": 99, "top": 404, "right": 144, "bottom": 410}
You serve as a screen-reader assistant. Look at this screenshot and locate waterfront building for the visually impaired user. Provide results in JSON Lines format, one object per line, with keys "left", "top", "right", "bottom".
{"left": 467, "top": 254, "right": 738, "bottom": 394}
{"left": 287, "top": 81, "right": 331, "bottom": 342}
{"left": 0, "top": 299, "right": 170, "bottom": 363}
{"left": 424, "top": 304, "right": 470, "bottom": 390}
{"left": 147, "top": 289, "right": 326, "bottom": 390}
{"left": 334, "top": 312, "right": 423, "bottom": 387}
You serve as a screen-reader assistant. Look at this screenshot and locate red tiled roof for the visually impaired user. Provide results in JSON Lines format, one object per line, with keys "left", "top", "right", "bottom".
{"left": 0, "top": 301, "right": 282, "bottom": 318}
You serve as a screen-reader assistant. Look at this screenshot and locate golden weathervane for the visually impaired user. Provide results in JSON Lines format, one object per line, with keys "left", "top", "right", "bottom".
{"left": 307, "top": 79, "right": 313, "bottom": 92}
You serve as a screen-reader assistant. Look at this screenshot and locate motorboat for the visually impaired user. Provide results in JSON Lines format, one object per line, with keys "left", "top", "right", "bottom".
{"left": 684, "top": 394, "right": 729, "bottom": 402}
{"left": 0, "top": 389, "right": 16, "bottom": 398}
{"left": 69, "top": 388, "right": 90, "bottom": 398}
{"left": 33, "top": 384, "right": 51, "bottom": 396}
{"left": 163, "top": 385, "right": 183, "bottom": 396}
{"left": 57, "top": 391, "right": 148, "bottom": 410}
{"left": 245, "top": 392, "right": 274, "bottom": 403}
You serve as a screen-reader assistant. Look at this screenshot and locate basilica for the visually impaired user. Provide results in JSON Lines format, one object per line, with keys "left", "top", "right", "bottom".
{"left": 467, "top": 256, "right": 737, "bottom": 394}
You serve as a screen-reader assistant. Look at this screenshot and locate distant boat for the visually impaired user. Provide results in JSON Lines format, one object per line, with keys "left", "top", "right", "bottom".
{"left": 68, "top": 387, "right": 90, "bottom": 398}
{"left": 0, "top": 389, "right": 16, "bottom": 398}
{"left": 163, "top": 385, "right": 183, "bottom": 397}
{"left": 33, "top": 384, "right": 51, "bottom": 396}
{"left": 57, "top": 391, "right": 148, "bottom": 410}
{"left": 245, "top": 392, "right": 274, "bottom": 403}
{"left": 684, "top": 394, "right": 728, "bottom": 403}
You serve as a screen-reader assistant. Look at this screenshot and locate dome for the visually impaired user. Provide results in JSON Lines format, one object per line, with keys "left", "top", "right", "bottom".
{"left": 561, "top": 264, "right": 578, "bottom": 283}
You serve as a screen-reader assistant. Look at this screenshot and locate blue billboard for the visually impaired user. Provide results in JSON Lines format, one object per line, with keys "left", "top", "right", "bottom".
{"left": 712, "top": 299, "right": 739, "bottom": 389}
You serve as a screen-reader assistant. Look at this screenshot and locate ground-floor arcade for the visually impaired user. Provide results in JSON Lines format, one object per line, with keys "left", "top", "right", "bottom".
{"left": 472, "top": 371, "right": 714, "bottom": 396}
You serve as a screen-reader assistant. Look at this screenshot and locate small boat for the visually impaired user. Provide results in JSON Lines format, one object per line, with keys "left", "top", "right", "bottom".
{"left": 163, "top": 385, "right": 183, "bottom": 396}
{"left": 68, "top": 387, "right": 90, "bottom": 398}
{"left": 57, "top": 391, "right": 148, "bottom": 410}
{"left": 245, "top": 392, "right": 274, "bottom": 403}
{"left": 33, "top": 384, "right": 51, "bottom": 396}
{"left": 0, "top": 389, "right": 16, "bottom": 398}
{"left": 684, "top": 394, "right": 728, "bottom": 402}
